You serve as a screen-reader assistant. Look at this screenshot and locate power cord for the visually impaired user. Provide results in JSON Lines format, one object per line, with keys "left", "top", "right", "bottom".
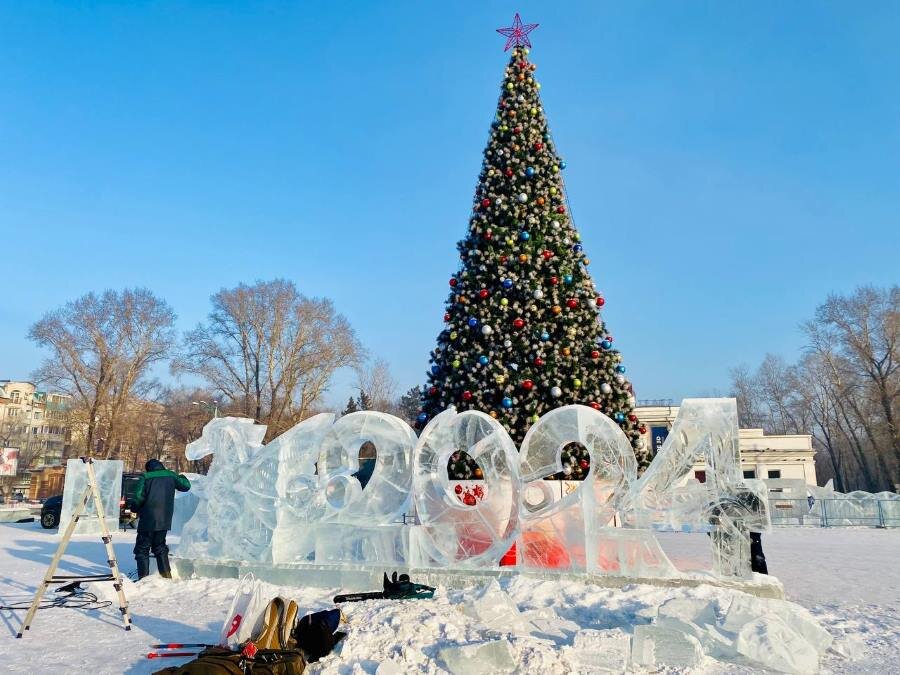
{"left": 0, "top": 582, "right": 113, "bottom": 612}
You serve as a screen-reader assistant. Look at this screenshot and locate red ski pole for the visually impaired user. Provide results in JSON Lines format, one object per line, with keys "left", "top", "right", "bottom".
{"left": 147, "top": 651, "right": 199, "bottom": 659}
{"left": 150, "top": 643, "right": 210, "bottom": 649}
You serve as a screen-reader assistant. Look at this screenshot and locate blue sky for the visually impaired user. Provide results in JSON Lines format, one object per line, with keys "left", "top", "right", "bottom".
{"left": 1, "top": 2, "right": 898, "bottom": 409}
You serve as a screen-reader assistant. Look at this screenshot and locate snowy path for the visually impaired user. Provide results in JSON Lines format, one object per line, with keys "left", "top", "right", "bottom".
{"left": 0, "top": 522, "right": 896, "bottom": 673}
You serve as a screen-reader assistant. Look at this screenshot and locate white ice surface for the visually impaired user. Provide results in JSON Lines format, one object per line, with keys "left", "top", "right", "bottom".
{"left": 0, "top": 523, "right": 896, "bottom": 673}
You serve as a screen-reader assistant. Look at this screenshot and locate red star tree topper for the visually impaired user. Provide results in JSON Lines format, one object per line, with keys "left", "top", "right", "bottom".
{"left": 496, "top": 12, "right": 539, "bottom": 51}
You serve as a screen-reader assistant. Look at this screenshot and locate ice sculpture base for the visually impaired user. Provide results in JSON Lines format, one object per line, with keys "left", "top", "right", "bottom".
{"left": 0, "top": 507, "right": 34, "bottom": 523}
{"left": 171, "top": 555, "right": 784, "bottom": 599}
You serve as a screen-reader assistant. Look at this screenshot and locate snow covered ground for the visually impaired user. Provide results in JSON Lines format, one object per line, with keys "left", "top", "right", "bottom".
{"left": 0, "top": 522, "right": 896, "bottom": 674}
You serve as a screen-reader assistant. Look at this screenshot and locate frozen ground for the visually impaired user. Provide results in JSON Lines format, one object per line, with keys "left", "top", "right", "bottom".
{"left": 0, "top": 522, "right": 896, "bottom": 674}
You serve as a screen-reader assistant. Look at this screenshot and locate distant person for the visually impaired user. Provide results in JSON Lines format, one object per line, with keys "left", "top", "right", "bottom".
{"left": 132, "top": 459, "right": 191, "bottom": 580}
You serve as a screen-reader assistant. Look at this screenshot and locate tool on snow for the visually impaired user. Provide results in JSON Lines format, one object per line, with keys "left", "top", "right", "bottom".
{"left": 333, "top": 572, "right": 435, "bottom": 603}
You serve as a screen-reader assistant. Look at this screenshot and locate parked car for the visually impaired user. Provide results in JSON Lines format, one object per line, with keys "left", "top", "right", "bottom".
{"left": 40, "top": 472, "right": 144, "bottom": 529}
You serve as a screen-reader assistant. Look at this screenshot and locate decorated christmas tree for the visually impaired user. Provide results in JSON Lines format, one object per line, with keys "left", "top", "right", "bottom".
{"left": 418, "top": 15, "right": 648, "bottom": 479}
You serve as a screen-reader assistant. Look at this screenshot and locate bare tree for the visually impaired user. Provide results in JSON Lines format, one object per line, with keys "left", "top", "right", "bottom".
{"left": 731, "top": 285, "right": 899, "bottom": 492}
{"left": 174, "top": 279, "right": 362, "bottom": 440}
{"left": 356, "top": 358, "right": 399, "bottom": 414}
{"left": 28, "top": 289, "right": 177, "bottom": 457}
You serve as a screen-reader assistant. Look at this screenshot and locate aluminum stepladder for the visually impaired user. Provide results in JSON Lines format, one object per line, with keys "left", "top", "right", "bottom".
{"left": 17, "top": 456, "right": 132, "bottom": 637}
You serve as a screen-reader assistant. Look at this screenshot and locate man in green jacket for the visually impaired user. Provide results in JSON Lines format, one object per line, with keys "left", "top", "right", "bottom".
{"left": 132, "top": 458, "right": 191, "bottom": 579}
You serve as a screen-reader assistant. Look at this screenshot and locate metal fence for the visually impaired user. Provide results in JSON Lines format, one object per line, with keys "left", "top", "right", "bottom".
{"left": 768, "top": 498, "right": 900, "bottom": 528}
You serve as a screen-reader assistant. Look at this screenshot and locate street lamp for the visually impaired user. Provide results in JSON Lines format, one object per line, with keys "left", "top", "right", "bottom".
{"left": 192, "top": 400, "right": 219, "bottom": 418}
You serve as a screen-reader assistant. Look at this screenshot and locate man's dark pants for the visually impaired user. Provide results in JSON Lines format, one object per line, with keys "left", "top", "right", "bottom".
{"left": 134, "top": 529, "right": 171, "bottom": 579}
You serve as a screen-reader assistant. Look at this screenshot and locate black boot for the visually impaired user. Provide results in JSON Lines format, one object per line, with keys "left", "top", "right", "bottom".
{"left": 155, "top": 553, "right": 172, "bottom": 579}
{"left": 136, "top": 556, "right": 150, "bottom": 580}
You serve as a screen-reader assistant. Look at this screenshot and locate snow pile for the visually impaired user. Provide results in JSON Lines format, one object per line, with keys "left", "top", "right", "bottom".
{"left": 1, "top": 524, "right": 897, "bottom": 673}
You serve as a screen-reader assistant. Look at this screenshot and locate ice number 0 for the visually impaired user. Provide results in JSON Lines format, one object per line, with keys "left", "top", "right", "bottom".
{"left": 410, "top": 408, "right": 520, "bottom": 567}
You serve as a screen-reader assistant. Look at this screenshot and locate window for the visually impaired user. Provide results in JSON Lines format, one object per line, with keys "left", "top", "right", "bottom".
{"left": 694, "top": 470, "right": 706, "bottom": 483}
{"left": 11, "top": 391, "right": 21, "bottom": 403}
{"left": 743, "top": 470, "right": 756, "bottom": 479}
{"left": 767, "top": 469, "right": 781, "bottom": 479}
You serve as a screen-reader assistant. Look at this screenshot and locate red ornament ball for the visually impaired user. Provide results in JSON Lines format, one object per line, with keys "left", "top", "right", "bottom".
{"left": 596, "top": 296, "right": 606, "bottom": 307}
{"left": 589, "top": 401, "right": 601, "bottom": 410}
{"left": 454, "top": 484, "right": 463, "bottom": 495}
{"left": 542, "top": 249, "right": 553, "bottom": 260}
{"left": 549, "top": 276, "right": 559, "bottom": 285}
{"left": 579, "top": 459, "right": 589, "bottom": 470}
{"left": 639, "top": 425, "right": 647, "bottom": 434}
{"left": 443, "top": 313, "right": 451, "bottom": 322}
{"left": 535, "top": 142, "right": 543, "bottom": 150}
{"left": 449, "top": 278, "right": 458, "bottom": 287}
{"left": 628, "top": 414, "right": 638, "bottom": 423}
{"left": 606, "top": 335, "right": 614, "bottom": 343}
{"left": 462, "top": 390, "right": 473, "bottom": 401}
{"left": 521, "top": 379, "right": 534, "bottom": 391}
{"left": 513, "top": 126, "right": 522, "bottom": 134}
{"left": 512, "top": 318, "right": 525, "bottom": 329}
{"left": 556, "top": 205, "right": 566, "bottom": 214}
{"left": 481, "top": 198, "right": 491, "bottom": 208}
{"left": 505, "top": 168, "right": 513, "bottom": 177}
{"left": 566, "top": 298, "right": 578, "bottom": 309}
{"left": 479, "top": 289, "right": 489, "bottom": 299}
{"left": 500, "top": 255, "right": 508, "bottom": 264}
{"left": 429, "top": 386, "right": 438, "bottom": 396}
{"left": 590, "top": 350, "right": 600, "bottom": 359}
{"left": 534, "top": 357, "right": 544, "bottom": 366}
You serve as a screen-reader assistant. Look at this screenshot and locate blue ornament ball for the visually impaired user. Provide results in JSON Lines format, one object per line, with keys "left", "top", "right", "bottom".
{"left": 468, "top": 317, "right": 479, "bottom": 328}
{"left": 431, "top": 365, "right": 441, "bottom": 375}
{"left": 614, "top": 412, "right": 625, "bottom": 422}
{"left": 600, "top": 339, "right": 612, "bottom": 350}
{"left": 501, "top": 278, "right": 514, "bottom": 289}
{"left": 540, "top": 331, "right": 551, "bottom": 341}
{"left": 519, "top": 231, "right": 530, "bottom": 241}
{"left": 478, "top": 355, "right": 489, "bottom": 365}
{"left": 616, "top": 365, "right": 626, "bottom": 373}
{"left": 573, "top": 244, "right": 583, "bottom": 253}
{"left": 563, "top": 274, "right": 574, "bottom": 285}
{"left": 417, "top": 412, "right": 428, "bottom": 423}
{"left": 560, "top": 161, "right": 567, "bottom": 169}
{"left": 502, "top": 397, "right": 514, "bottom": 409}
{"left": 525, "top": 166, "right": 535, "bottom": 178}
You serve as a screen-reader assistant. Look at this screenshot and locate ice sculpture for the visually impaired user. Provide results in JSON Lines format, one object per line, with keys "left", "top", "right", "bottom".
{"left": 59, "top": 459, "right": 122, "bottom": 535}
{"left": 180, "top": 417, "right": 267, "bottom": 560}
{"left": 411, "top": 408, "right": 520, "bottom": 567}
{"left": 624, "top": 399, "right": 770, "bottom": 578}
{"left": 314, "top": 411, "right": 417, "bottom": 565}
{"left": 518, "top": 405, "right": 639, "bottom": 572}
{"left": 175, "top": 400, "right": 770, "bottom": 582}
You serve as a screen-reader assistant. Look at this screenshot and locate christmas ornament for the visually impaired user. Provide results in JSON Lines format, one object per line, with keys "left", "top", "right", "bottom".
{"left": 525, "top": 166, "right": 535, "bottom": 177}
{"left": 512, "top": 318, "right": 525, "bottom": 329}
{"left": 417, "top": 412, "right": 428, "bottom": 423}
{"left": 502, "top": 278, "right": 514, "bottom": 289}
{"left": 616, "top": 365, "right": 626, "bottom": 373}
{"left": 478, "top": 355, "right": 489, "bottom": 365}
{"left": 521, "top": 379, "right": 534, "bottom": 390}
{"left": 479, "top": 289, "right": 490, "bottom": 299}
{"left": 563, "top": 274, "right": 574, "bottom": 284}
{"left": 449, "top": 278, "right": 458, "bottom": 287}
{"left": 566, "top": 298, "right": 578, "bottom": 308}
{"left": 596, "top": 296, "right": 605, "bottom": 307}
{"left": 462, "top": 390, "right": 473, "bottom": 401}
{"left": 501, "top": 397, "right": 514, "bottom": 408}
{"left": 533, "top": 289, "right": 544, "bottom": 300}
{"left": 481, "top": 325, "right": 493, "bottom": 336}
{"left": 550, "top": 386, "right": 562, "bottom": 397}
{"left": 600, "top": 382, "right": 612, "bottom": 394}
{"left": 468, "top": 317, "right": 479, "bottom": 328}
{"left": 519, "top": 230, "right": 530, "bottom": 240}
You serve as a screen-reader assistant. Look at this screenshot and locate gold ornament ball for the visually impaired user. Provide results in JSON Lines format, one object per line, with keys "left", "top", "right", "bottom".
{"left": 452, "top": 359, "right": 461, "bottom": 368}
{"left": 490, "top": 410, "right": 498, "bottom": 418}
{"left": 500, "top": 297, "right": 508, "bottom": 306}
{"left": 450, "top": 331, "right": 458, "bottom": 339}
{"left": 552, "top": 305, "right": 562, "bottom": 315}
{"left": 562, "top": 347, "right": 571, "bottom": 356}
{"left": 549, "top": 187, "right": 557, "bottom": 195}
{"left": 574, "top": 378, "right": 582, "bottom": 387}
